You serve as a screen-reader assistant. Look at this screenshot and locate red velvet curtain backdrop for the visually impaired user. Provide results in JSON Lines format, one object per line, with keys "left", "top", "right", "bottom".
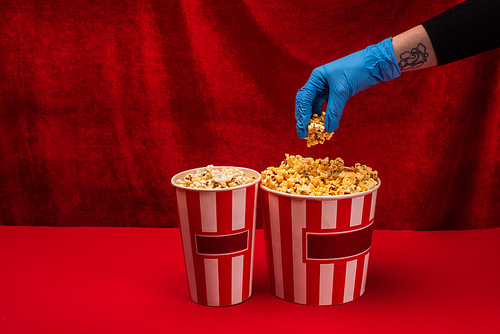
{"left": 0, "top": 0, "right": 498, "bottom": 229}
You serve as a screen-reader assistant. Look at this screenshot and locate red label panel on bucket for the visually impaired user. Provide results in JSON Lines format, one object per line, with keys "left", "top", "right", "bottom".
{"left": 305, "top": 223, "right": 374, "bottom": 261}
{"left": 196, "top": 231, "right": 249, "bottom": 255}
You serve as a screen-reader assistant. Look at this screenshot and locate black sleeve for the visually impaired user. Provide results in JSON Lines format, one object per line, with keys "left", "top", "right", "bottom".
{"left": 421, "top": 0, "right": 500, "bottom": 66}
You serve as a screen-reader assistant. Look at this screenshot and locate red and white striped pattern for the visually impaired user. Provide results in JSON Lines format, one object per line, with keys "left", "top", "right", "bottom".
{"left": 175, "top": 183, "right": 259, "bottom": 306}
{"left": 261, "top": 187, "right": 378, "bottom": 305}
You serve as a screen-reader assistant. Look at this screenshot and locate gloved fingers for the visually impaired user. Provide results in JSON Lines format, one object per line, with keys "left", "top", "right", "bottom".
{"left": 295, "top": 68, "right": 328, "bottom": 139}
{"left": 324, "top": 94, "right": 347, "bottom": 133}
{"left": 295, "top": 85, "right": 317, "bottom": 139}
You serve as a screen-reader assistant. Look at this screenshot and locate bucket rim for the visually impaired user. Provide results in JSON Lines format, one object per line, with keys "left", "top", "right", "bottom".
{"left": 171, "top": 166, "right": 262, "bottom": 192}
{"left": 260, "top": 177, "right": 381, "bottom": 200}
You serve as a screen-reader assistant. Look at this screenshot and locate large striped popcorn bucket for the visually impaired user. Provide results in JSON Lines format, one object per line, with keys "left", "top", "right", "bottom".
{"left": 171, "top": 167, "right": 261, "bottom": 307}
{"left": 260, "top": 179, "right": 380, "bottom": 305}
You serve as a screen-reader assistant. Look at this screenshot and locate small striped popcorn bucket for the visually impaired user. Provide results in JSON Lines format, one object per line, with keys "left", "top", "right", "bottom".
{"left": 171, "top": 167, "right": 261, "bottom": 306}
{"left": 260, "top": 179, "right": 380, "bottom": 305}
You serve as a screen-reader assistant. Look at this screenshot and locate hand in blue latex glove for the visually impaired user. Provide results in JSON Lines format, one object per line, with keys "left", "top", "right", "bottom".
{"left": 295, "top": 38, "right": 401, "bottom": 138}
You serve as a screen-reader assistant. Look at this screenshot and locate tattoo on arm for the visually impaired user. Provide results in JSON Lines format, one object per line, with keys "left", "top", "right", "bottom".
{"left": 398, "top": 43, "right": 429, "bottom": 70}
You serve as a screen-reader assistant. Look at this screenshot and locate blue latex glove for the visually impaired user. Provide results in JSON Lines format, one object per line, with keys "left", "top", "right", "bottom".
{"left": 295, "top": 37, "right": 401, "bottom": 138}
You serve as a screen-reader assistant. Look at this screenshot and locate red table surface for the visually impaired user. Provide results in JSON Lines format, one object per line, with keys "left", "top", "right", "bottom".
{"left": 1, "top": 226, "right": 499, "bottom": 334}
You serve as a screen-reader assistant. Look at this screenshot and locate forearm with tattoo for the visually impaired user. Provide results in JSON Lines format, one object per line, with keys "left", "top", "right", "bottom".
{"left": 392, "top": 25, "right": 438, "bottom": 72}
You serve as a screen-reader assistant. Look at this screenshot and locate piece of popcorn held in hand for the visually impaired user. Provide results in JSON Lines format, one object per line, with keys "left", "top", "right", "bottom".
{"left": 305, "top": 112, "right": 333, "bottom": 147}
